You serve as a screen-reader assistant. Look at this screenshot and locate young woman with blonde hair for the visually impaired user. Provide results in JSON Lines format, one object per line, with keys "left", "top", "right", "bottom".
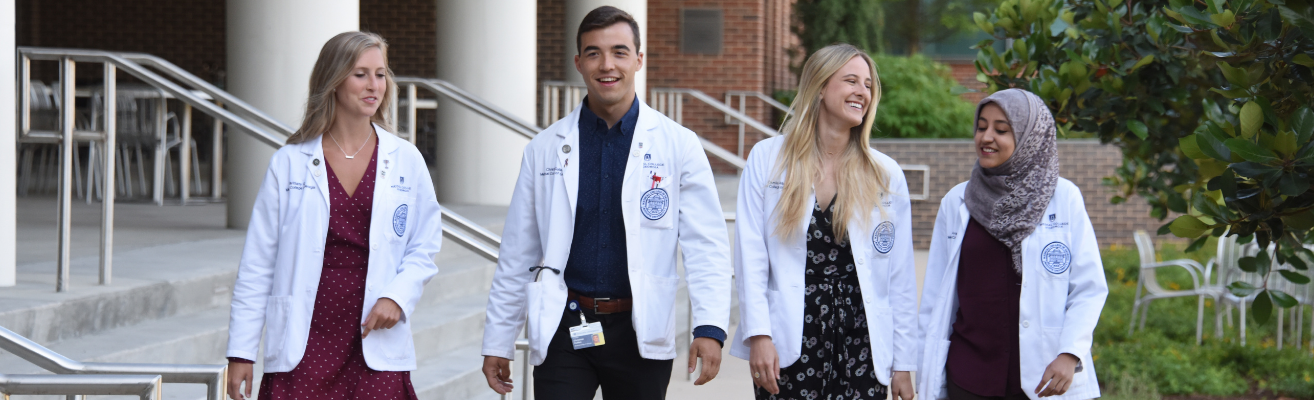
{"left": 731, "top": 43, "right": 917, "bottom": 400}
{"left": 225, "top": 31, "right": 442, "bottom": 400}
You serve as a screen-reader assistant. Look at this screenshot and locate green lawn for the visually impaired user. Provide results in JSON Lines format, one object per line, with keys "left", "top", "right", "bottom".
{"left": 1095, "top": 240, "right": 1314, "bottom": 399}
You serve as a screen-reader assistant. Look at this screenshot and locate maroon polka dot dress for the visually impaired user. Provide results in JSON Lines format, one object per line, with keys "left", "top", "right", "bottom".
{"left": 257, "top": 143, "right": 419, "bottom": 400}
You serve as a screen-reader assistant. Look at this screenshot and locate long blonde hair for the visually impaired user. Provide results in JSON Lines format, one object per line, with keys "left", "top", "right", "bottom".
{"left": 771, "top": 43, "right": 889, "bottom": 242}
{"left": 287, "top": 31, "right": 396, "bottom": 144}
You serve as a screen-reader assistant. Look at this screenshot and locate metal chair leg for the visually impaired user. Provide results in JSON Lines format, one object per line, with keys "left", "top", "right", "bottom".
{"left": 1140, "top": 300, "right": 1151, "bottom": 331}
{"left": 1196, "top": 295, "right": 1205, "bottom": 345}
{"left": 73, "top": 142, "right": 84, "bottom": 200}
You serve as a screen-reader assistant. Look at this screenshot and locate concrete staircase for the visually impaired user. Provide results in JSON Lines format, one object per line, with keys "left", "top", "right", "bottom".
{"left": 0, "top": 200, "right": 510, "bottom": 400}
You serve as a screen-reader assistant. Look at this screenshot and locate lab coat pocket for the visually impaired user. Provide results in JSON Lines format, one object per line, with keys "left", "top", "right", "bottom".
{"left": 377, "top": 321, "right": 415, "bottom": 360}
{"left": 638, "top": 187, "right": 674, "bottom": 230}
{"left": 525, "top": 279, "right": 550, "bottom": 348}
{"left": 262, "top": 296, "right": 291, "bottom": 361}
{"left": 639, "top": 273, "right": 680, "bottom": 346}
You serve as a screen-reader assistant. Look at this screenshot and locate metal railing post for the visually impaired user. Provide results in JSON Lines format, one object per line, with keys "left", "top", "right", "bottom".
{"left": 211, "top": 101, "right": 224, "bottom": 200}
{"left": 56, "top": 57, "right": 75, "bottom": 293}
{"left": 737, "top": 93, "right": 746, "bottom": 156}
{"left": 406, "top": 84, "right": 418, "bottom": 144}
{"left": 100, "top": 63, "right": 117, "bottom": 285}
{"left": 180, "top": 103, "right": 192, "bottom": 204}
{"left": 152, "top": 93, "right": 166, "bottom": 206}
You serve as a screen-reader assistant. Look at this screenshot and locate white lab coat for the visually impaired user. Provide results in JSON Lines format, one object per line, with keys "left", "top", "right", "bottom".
{"left": 481, "top": 101, "right": 733, "bottom": 365}
{"left": 728, "top": 136, "right": 919, "bottom": 386}
{"left": 916, "top": 179, "right": 1108, "bottom": 400}
{"left": 227, "top": 126, "right": 443, "bottom": 372}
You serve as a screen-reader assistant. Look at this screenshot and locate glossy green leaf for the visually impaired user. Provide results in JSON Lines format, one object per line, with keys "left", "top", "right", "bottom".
{"left": 1197, "top": 127, "right": 1232, "bottom": 161}
{"left": 1294, "top": 54, "right": 1314, "bottom": 68}
{"left": 1240, "top": 102, "right": 1263, "bottom": 138}
{"left": 1170, "top": 215, "right": 1210, "bottom": 238}
{"left": 1179, "top": 134, "right": 1207, "bottom": 159}
{"left": 1275, "top": 131, "right": 1298, "bottom": 157}
{"left": 1293, "top": 107, "right": 1314, "bottom": 143}
{"left": 1228, "top": 281, "right": 1258, "bottom": 297}
{"left": 1283, "top": 210, "right": 1314, "bottom": 230}
{"left": 1279, "top": 173, "right": 1309, "bottom": 196}
{"left": 1128, "top": 120, "right": 1149, "bottom": 140}
{"left": 1270, "top": 290, "right": 1300, "bottom": 308}
{"left": 1279, "top": 270, "right": 1311, "bottom": 284}
{"left": 1239, "top": 255, "right": 1262, "bottom": 272}
{"left": 1224, "top": 138, "right": 1278, "bottom": 163}
{"left": 1252, "top": 291, "right": 1273, "bottom": 325}
{"left": 1209, "top": 9, "right": 1236, "bottom": 26}
{"left": 1218, "top": 62, "right": 1250, "bottom": 87}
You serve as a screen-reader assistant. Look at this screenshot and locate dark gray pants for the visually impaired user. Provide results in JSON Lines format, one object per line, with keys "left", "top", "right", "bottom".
{"left": 533, "top": 308, "right": 673, "bottom": 400}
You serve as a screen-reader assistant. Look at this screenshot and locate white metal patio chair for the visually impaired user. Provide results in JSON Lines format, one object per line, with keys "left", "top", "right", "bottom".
{"left": 1129, "top": 230, "right": 1215, "bottom": 344}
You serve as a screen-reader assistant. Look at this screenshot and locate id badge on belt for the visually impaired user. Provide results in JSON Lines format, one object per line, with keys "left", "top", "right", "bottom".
{"left": 568, "top": 312, "right": 606, "bottom": 350}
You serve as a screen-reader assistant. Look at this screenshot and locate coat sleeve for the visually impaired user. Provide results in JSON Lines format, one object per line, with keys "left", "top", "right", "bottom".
{"left": 378, "top": 150, "right": 442, "bottom": 322}
{"left": 1058, "top": 185, "right": 1109, "bottom": 360}
{"left": 677, "top": 129, "right": 734, "bottom": 334}
{"left": 886, "top": 166, "right": 918, "bottom": 372}
{"left": 734, "top": 140, "right": 773, "bottom": 346}
{"left": 226, "top": 154, "right": 284, "bottom": 361}
{"left": 481, "top": 149, "right": 542, "bottom": 360}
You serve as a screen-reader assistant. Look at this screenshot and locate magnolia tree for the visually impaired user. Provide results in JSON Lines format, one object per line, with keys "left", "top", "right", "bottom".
{"left": 973, "top": 0, "right": 1314, "bottom": 323}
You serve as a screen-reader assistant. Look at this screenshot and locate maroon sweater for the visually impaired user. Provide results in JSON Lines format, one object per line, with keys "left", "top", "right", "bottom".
{"left": 947, "top": 218, "right": 1023, "bottom": 397}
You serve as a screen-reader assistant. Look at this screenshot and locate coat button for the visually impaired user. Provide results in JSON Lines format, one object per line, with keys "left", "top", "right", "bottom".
{"left": 1022, "top": 321, "right": 1030, "bottom": 328}
{"left": 856, "top": 259, "right": 865, "bottom": 265}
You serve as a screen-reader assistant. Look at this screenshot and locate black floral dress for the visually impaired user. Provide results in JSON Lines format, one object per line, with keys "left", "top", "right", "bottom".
{"left": 755, "top": 196, "right": 888, "bottom": 400}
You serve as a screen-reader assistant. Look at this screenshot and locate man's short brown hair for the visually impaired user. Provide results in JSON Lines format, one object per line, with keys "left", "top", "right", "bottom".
{"left": 576, "top": 6, "right": 641, "bottom": 53}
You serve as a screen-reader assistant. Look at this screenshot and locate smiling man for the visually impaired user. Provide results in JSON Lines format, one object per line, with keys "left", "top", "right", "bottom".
{"left": 479, "top": 6, "right": 733, "bottom": 400}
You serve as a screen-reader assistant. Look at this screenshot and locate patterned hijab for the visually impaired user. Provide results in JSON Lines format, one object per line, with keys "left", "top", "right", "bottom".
{"left": 964, "top": 89, "right": 1060, "bottom": 274}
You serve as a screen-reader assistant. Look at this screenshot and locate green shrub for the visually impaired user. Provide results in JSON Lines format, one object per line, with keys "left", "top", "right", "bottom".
{"left": 1095, "top": 241, "right": 1314, "bottom": 397}
{"left": 771, "top": 54, "right": 975, "bottom": 139}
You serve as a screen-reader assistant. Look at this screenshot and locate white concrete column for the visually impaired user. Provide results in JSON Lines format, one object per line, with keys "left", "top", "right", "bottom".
{"left": 565, "top": 0, "right": 648, "bottom": 100}
{"left": 1, "top": 0, "right": 16, "bottom": 286}
{"left": 225, "top": 0, "right": 358, "bottom": 228}
{"left": 432, "top": 0, "right": 535, "bottom": 205}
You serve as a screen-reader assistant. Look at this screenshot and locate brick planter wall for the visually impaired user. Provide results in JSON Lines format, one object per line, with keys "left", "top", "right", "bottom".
{"left": 870, "top": 139, "right": 1159, "bottom": 248}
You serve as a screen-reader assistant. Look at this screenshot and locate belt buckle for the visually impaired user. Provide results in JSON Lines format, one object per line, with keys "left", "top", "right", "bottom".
{"left": 592, "top": 297, "right": 612, "bottom": 314}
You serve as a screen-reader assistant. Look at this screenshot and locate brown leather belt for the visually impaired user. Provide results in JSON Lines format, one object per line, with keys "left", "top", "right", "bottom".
{"left": 568, "top": 290, "right": 633, "bottom": 314}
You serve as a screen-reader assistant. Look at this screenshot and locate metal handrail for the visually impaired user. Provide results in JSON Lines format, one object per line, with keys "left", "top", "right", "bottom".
{"left": 652, "top": 88, "right": 780, "bottom": 138}
{"left": 394, "top": 77, "right": 540, "bottom": 140}
{"left": 0, "top": 326, "right": 221, "bottom": 400}
{"left": 16, "top": 48, "right": 507, "bottom": 291}
{"left": 0, "top": 372, "right": 162, "bottom": 399}
{"left": 726, "top": 90, "right": 791, "bottom": 114}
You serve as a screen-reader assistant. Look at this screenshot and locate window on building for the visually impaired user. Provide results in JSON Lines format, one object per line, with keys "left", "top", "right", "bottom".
{"left": 681, "top": 9, "right": 723, "bottom": 55}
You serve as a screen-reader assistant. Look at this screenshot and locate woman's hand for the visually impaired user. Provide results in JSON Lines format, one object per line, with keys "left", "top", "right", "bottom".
{"left": 891, "top": 371, "right": 915, "bottom": 400}
{"left": 1035, "top": 353, "right": 1080, "bottom": 397}
{"left": 226, "top": 361, "right": 253, "bottom": 400}
{"left": 362, "top": 297, "right": 402, "bottom": 338}
{"left": 748, "top": 335, "right": 780, "bottom": 394}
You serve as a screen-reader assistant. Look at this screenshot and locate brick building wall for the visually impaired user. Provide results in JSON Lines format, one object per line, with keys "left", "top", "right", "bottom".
{"left": 647, "top": 0, "right": 773, "bottom": 171}
{"left": 536, "top": 0, "right": 567, "bottom": 128}
{"left": 16, "top": 0, "right": 227, "bottom": 84}
{"left": 943, "top": 59, "right": 987, "bottom": 104}
{"left": 872, "top": 139, "right": 1159, "bottom": 248}
{"left": 361, "top": 0, "right": 438, "bottom": 78}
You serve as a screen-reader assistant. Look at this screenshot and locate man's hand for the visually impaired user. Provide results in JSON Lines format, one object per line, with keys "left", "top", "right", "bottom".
{"left": 1035, "top": 353, "right": 1080, "bottom": 397}
{"left": 362, "top": 298, "right": 402, "bottom": 338}
{"left": 748, "top": 335, "right": 780, "bottom": 394}
{"left": 482, "top": 356, "right": 514, "bottom": 394}
{"left": 226, "top": 361, "right": 253, "bottom": 400}
{"left": 688, "top": 337, "right": 723, "bottom": 385}
{"left": 890, "top": 371, "right": 915, "bottom": 400}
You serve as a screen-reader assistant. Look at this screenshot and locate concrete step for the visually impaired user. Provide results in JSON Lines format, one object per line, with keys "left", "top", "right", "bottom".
{"left": 412, "top": 342, "right": 496, "bottom": 400}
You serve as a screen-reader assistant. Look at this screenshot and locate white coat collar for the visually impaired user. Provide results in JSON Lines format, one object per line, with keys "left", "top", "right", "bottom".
{"left": 555, "top": 98, "right": 659, "bottom": 219}
{"left": 298, "top": 123, "right": 401, "bottom": 208}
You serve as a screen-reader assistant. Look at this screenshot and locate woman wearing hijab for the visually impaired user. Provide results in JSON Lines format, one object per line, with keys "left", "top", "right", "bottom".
{"left": 225, "top": 31, "right": 442, "bottom": 400}
{"left": 915, "top": 89, "right": 1108, "bottom": 400}
{"left": 732, "top": 43, "right": 917, "bottom": 400}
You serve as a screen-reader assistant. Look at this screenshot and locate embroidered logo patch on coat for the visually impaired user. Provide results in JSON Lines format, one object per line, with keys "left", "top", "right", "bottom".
{"left": 392, "top": 204, "right": 408, "bottom": 237}
{"left": 1041, "top": 241, "right": 1072, "bottom": 274}
{"left": 872, "top": 221, "right": 896, "bottom": 254}
{"left": 640, "top": 188, "right": 670, "bottom": 220}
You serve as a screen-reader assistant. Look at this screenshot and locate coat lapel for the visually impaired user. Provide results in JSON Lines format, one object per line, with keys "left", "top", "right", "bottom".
{"left": 558, "top": 106, "right": 582, "bottom": 219}
{"left": 303, "top": 135, "right": 331, "bottom": 210}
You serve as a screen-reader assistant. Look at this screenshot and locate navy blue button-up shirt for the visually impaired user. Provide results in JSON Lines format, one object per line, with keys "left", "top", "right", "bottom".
{"left": 563, "top": 97, "right": 725, "bottom": 344}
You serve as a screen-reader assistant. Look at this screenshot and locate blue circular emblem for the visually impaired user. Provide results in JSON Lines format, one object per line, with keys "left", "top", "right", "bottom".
{"left": 1041, "top": 241, "right": 1072, "bottom": 274}
{"left": 392, "top": 204, "right": 408, "bottom": 237}
{"left": 640, "top": 188, "right": 669, "bottom": 220}
{"left": 872, "top": 221, "right": 896, "bottom": 254}
{"left": 568, "top": 300, "right": 579, "bottom": 311}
